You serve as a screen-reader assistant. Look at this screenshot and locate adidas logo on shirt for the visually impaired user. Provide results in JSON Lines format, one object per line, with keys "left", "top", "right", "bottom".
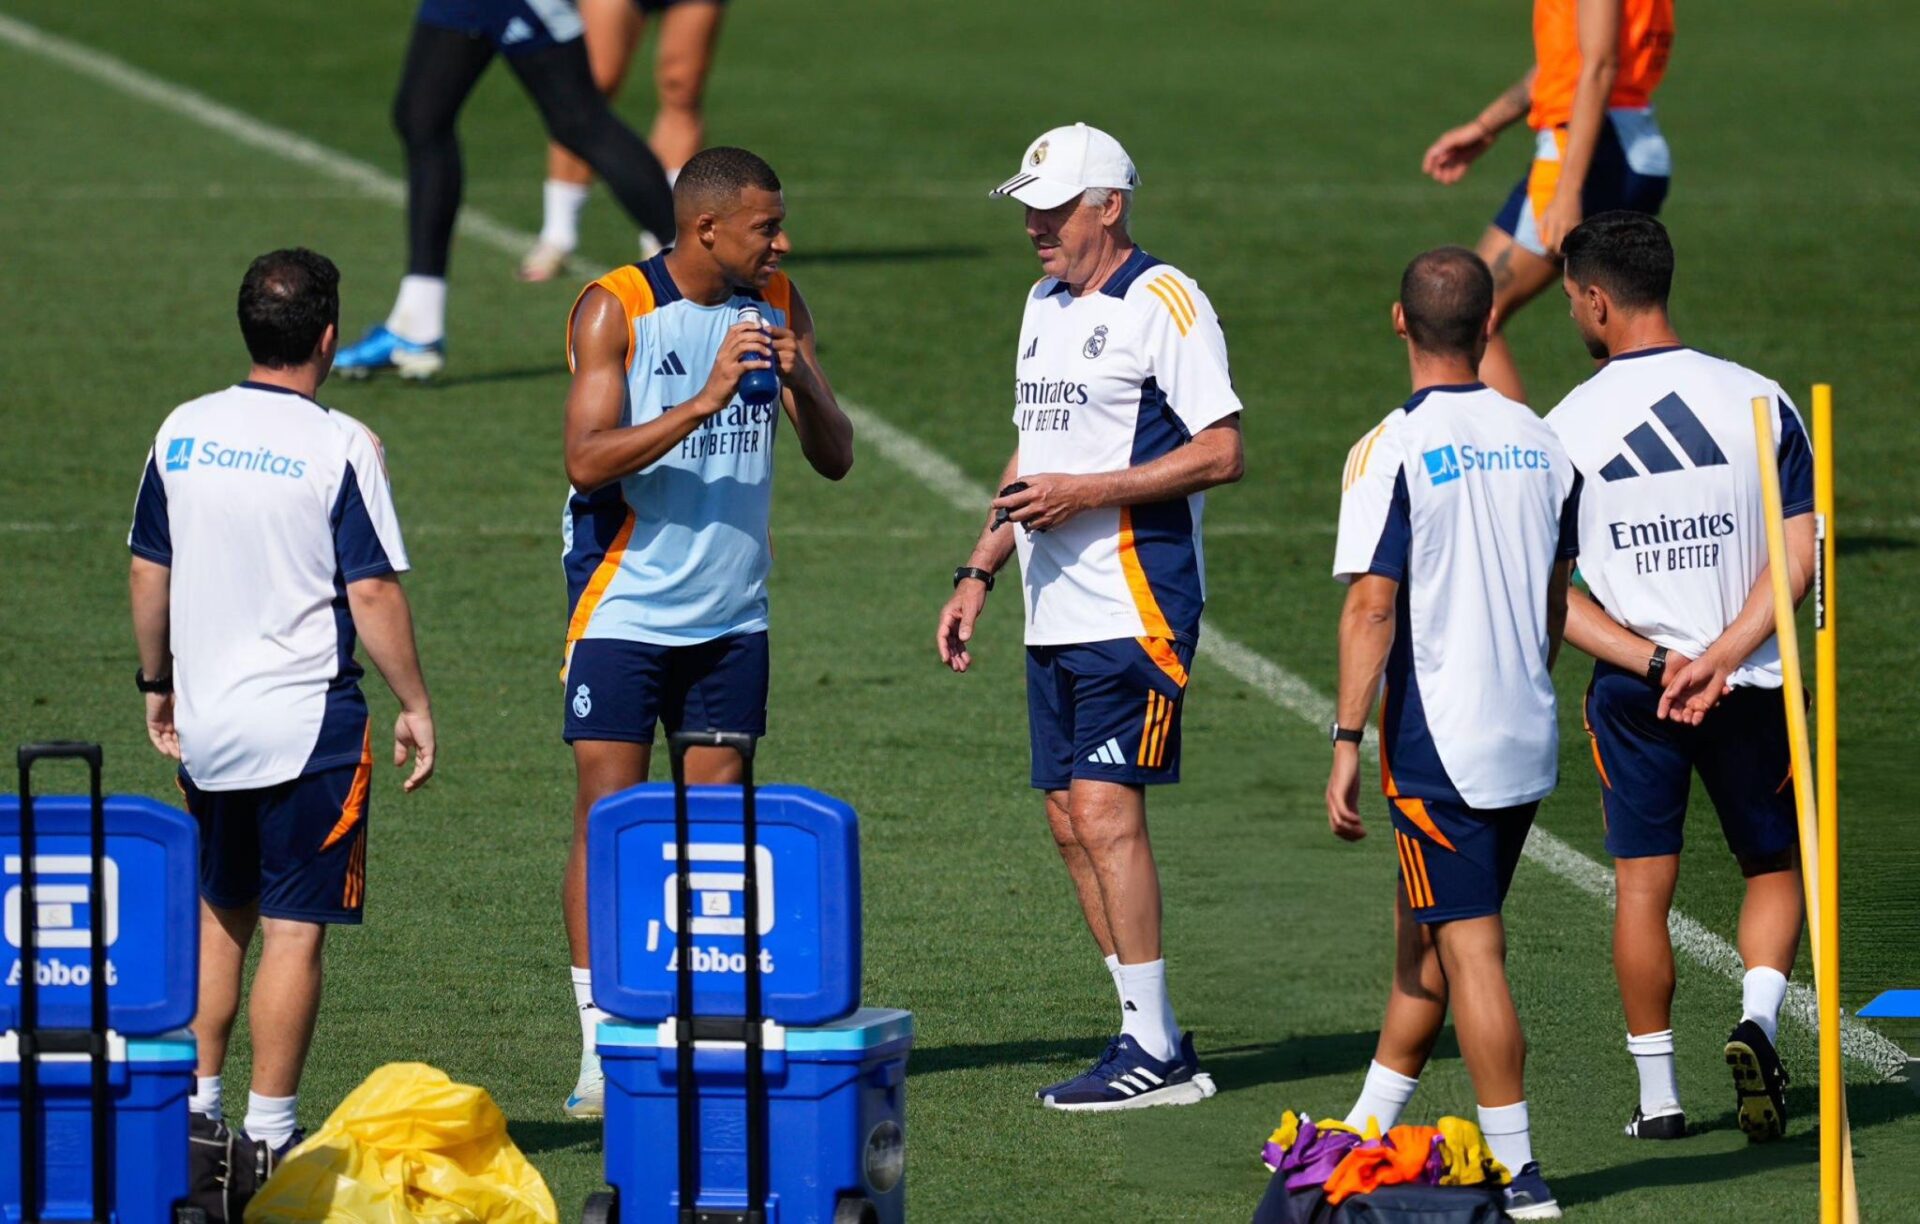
{"left": 1087, "top": 738, "right": 1126, "bottom": 766}
{"left": 1022, "top": 336, "right": 1039, "bottom": 360}
{"left": 1597, "top": 392, "right": 1728, "bottom": 482}
{"left": 653, "top": 351, "right": 688, "bottom": 377}
{"left": 500, "top": 16, "right": 533, "bottom": 43}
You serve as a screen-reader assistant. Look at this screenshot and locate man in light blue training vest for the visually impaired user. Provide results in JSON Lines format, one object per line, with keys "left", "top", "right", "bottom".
{"left": 555, "top": 146, "right": 854, "bottom": 1117}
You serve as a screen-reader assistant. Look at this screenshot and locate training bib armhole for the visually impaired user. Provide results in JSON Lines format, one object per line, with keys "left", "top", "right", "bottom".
{"left": 567, "top": 266, "right": 657, "bottom": 373}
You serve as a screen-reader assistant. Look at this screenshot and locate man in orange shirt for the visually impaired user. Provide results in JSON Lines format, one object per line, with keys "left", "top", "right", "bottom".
{"left": 1419, "top": 0, "right": 1674, "bottom": 404}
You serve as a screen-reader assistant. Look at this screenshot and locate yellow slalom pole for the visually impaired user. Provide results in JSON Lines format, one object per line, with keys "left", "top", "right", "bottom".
{"left": 1811, "top": 385, "right": 1860, "bottom": 1223}
{"left": 1752, "top": 395, "right": 1839, "bottom": 1224}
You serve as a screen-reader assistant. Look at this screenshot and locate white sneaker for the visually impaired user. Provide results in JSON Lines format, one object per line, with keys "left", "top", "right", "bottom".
{"left": 563, "top": 1070, "right": 604, "bottom": 1119}
{"left": 518, "top": 240, "right": 574, "bottom": 283}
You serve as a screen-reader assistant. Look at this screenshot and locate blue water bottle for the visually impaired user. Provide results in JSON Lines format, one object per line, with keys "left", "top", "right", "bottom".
{"left": 736, "top": 305, "right": 781, "bottom": 406}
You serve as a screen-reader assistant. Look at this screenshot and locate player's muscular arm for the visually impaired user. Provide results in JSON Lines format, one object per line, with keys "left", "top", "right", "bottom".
{"left": 562, "top": 288, "right": 753, "bottom": 490}
{"left": 1422, "top": 68, "right": 1535, "bottom": 184}
{"left": 994, "top": 418, "right": 1243, "bottom": 532}
{"left": 771, "top": 286, "right": 854, "bottom": 480}
{"left": 346, "top": 574, "right": 436, "bottom": 791}
{"left": 129, "top": 556, "right": 178, "bottom": 759}
{"left": 936, "top": 452, "right": 1020, "bottom": 673}
{"left": 1660, "top": 514, "right": 1815, "bottom": 725}
{"left": 1327, "top": 574, "right": 1397, "bottom": 842}
{"left": 1539, "top": 0, "right": 1621, "bottom": 253}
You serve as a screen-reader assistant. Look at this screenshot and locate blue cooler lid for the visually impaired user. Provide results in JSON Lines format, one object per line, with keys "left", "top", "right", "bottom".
{"left": 588, "top": 783, "right": 860, "bottom": 1027}
{"left": 599, "top": 1007, "right": 914, "bottom": 1052}
{"left": 0, "top": 795, "right": 199, "bottom": 1036}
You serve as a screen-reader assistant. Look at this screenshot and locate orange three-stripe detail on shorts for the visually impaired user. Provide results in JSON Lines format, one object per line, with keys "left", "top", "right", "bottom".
{"left": 320, "top": 726, "right": 374, "bottom": 852}
{"left": 1393, "top": 796, "right": 1458, "bottom": 853}
{"left": 1135, "top": 690, "right": 1176, "bottom": 768}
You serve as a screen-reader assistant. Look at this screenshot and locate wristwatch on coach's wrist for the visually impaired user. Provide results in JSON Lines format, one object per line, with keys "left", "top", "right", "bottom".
{"left": 953, "top": 565, "right": 995, "bottom": 591}
{"left": 1328, "top": 722, "right": 1364, "bottom": 746}
{"left": 135, "top": 668, "right": 173, "bottom": 695}
{"left": 1646, "top": 644, "right": 1670, "bottom": 686}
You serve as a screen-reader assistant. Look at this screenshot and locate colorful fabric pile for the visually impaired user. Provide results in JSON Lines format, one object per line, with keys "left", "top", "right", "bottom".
{"left": 1260, "top": 1111, "right": 1511, "bottom": 1205}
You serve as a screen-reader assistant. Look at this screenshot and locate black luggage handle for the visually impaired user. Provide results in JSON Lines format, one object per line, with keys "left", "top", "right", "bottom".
{"left": 665, "top": 731, "right": 767, "bottom": 1224}
{"left": 15, "top": 741, "right": 114, "bottom": 1224}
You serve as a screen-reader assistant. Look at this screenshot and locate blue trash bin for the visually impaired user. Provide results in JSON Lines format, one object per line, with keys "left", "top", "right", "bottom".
{"left": 600, "top": 1009, "right": 912, "bottom": 1224}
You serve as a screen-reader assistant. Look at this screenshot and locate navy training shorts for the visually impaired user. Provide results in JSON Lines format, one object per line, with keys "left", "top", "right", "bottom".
{"left": 415, "top": 0, "right": 583, "bottom": 54}
{"left": 563, "top": 632, "right": 769, "bottom": 744}
{"left": 1390, "top": 795, "right": 1537, "bottom": 925}
{"left": 180, "top": 744, "right": 372, "bottom": 925}
{"left": 1027, "top": 637, "right": 1192, "bottom": 791}
{"left": 1583, "top": 659, "right": 1798, "bottom": 861}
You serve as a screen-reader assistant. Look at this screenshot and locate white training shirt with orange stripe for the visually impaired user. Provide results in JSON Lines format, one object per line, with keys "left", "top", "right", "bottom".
{"left": 1011, "top": 248, "right": 1243, "bottom": 648}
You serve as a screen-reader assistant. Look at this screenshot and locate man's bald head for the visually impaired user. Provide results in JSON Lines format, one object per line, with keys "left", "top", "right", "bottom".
{"left": 673, "top": 146, "right": 782, "bottom": 225}
{"left": 1398, "top": 246, "right": 1494, "bottom": 361}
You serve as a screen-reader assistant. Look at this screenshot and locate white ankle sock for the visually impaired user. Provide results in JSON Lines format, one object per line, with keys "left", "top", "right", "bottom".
{"left": 1345, "top": 1060, "right": 1419, "bottom": 1131}
{"left": 1114, "top": 958, "right": 1179, "bottom": 1062}
{"left": 1477, "top": 1100, "right": 1534, "bottom": 1174}
{"left": 573, "top": 965, "right": 609, "bottom": 1077}
{"left": 538, "top": 179, "right": 591, "bottom": 251}
{"left": 1627, "top": 1028, "right": 1681, "bottom": 1115}
{"left": 1742, "top": 967, "right": 1788, "bottom": 1044}
{"left": 190, "top": 1074, "right": 222, "bottom": 1119}
{"left": 385, "top": 275, "right": 446, "bottom": 345}
{"left": 1103, "top": 953, "right": 1123, "bottom": 1005}
{"left": 243, "top": 1092, "right": 298, "bottom": 1149}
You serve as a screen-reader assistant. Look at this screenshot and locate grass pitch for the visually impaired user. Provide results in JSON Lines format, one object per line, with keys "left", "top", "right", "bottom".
{"left": 3, "top": 1, "right": 1918, "bottom": 1218}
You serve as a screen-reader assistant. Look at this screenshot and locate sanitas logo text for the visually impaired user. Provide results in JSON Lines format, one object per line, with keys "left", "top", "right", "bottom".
{"left": 1608, "top": 511, "right": 1735, "bottom": 550}
{"left": 188, "top": 440, "right": 308, "bottom": 479}
{"left": 1456, "top": 443, "right": 1554, "bottom": 472}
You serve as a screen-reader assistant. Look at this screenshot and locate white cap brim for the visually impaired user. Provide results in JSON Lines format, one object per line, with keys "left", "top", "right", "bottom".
{"left": 989, "top": 173, "right": 1085, "bottom": 209}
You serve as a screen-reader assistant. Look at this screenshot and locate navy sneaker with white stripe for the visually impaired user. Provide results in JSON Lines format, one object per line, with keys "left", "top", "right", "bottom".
{"left": 1041, "top": 1032, "right": 1216, "bottom": 1112}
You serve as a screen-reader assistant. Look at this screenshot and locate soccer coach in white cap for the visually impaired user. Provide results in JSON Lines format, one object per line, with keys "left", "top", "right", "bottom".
{"left": 935, "top": 123, "right": 1245, "bottom": 1111}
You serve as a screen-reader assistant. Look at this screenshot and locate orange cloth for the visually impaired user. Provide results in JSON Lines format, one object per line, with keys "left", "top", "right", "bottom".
{"left": 1322, "top": 1125, "right": 1443, "bottom": 1205}
{"left": 1529, "top": 0, "right": 1675, "bottom": 130}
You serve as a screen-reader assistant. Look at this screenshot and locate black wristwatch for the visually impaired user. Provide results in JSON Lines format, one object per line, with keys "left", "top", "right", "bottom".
{"left": 135, "top": 668, "right": 173, "bottom": 695}
{"left": 1328, "top": 722, "right": 1365, "bottom": 745}
{"left": 953, "top": 565, "right": 995, "bottom": 591}
{"left": 1646, "top": 645, "right": 1670, "bottom": 687}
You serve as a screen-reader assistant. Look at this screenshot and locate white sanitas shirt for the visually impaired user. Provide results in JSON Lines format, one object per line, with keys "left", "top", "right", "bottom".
{"left": 129, "top": 382, "right": 410, "bottom": 791}
{"left": 1011, "top": 249, "right": 1243, "bottom": 647}
{"left": 1545, "top": 346, "right": 1812, "bottom": 690}
{"left": 1333, "top": 383, "right": 1580, "bottom": 809}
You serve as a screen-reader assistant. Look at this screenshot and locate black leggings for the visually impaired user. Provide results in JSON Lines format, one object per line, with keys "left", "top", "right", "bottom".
{"left": 391, "top": 24, "right": 675, "bottom": 277}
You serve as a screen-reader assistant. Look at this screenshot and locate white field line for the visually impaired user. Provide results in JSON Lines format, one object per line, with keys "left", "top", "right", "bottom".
{"left": 4, "top": 10, "right": 1908, "bottom": 1078}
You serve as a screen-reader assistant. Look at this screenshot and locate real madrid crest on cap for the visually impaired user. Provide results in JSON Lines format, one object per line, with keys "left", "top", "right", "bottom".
{"left": 1030, "top": 140, "right": 1049, "bottom": 166}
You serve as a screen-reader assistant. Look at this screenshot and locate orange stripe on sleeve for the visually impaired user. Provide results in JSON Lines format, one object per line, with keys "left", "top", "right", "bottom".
{"left": 567, "top": 265, "right": 657, "bottom": 373}
{"left": 1160, "top": 276, "right": 1198, "bottom": 326}
{"left": 1144, "top": 281, "right": 1192, "bottom": 336}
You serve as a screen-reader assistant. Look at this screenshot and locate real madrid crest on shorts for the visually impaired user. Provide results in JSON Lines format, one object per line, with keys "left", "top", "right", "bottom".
{"left": 1083, "top": 325, "right": 1108, "bottom": 359}
{"left": 572, "top": 684, "right": 592, "bottom": 719}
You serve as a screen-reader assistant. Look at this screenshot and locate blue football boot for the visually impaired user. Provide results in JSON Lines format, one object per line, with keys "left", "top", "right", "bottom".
{"left": 1503, "top": 1161, "right": 1563, "bottom": 1219}
{"left": 334, "top": 324, "right": 445, "bottom": 381}
{"left": 1040, "top": 1032, "right": 1216, "bottom": 1112}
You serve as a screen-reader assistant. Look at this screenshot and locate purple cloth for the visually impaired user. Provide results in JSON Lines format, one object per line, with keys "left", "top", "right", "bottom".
{"left": 1266, "top": 1118, "right": 1366, "bottom": 1193}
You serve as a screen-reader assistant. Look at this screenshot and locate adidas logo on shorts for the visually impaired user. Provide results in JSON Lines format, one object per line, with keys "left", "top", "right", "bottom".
{"left": 1086, "top": 738, "right": 1125, "bottom": 766}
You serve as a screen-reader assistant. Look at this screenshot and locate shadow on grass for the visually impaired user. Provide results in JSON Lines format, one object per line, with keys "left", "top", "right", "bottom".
{"left": 1837, "top": 534, "right": 1917, "bottom": 557}
{"left": 908, "top": 1029, "right": 1457, "bottom": 1094}
{"left": 509, "top": 1117, "right": 604, "bottom": 1157}
{"left": 417, "top": 365, "right": 564, "bottom": 390}
{"left": 1552, "top": 1079, "right": 1919, "bottom": 1208}
{"left": 1204, "top": 1031, "right": 1460, "bottom": 1095}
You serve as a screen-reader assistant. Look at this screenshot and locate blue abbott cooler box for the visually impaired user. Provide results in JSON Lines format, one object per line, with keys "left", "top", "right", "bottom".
{"left": 0, "top": 1031, "right": 195, "bottom": 1224}
{"left": 0, "top": 795, "right": 199, "bottom": 1037}
{"left": 599, "top": 1009, "right": 912, "bottom": 1224}
{"left": 587, "top": 784, "right": 860, "bottom": 1027}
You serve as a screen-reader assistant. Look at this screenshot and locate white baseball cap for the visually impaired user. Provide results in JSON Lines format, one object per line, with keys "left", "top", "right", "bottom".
{"left": 990, "top": 122, "right": 1139, "bottom": 210}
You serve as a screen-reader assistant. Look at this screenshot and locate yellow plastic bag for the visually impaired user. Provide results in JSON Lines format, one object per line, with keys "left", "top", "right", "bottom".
{"left": 245, "top": 1063, "right": 558, "bottom": 1224}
